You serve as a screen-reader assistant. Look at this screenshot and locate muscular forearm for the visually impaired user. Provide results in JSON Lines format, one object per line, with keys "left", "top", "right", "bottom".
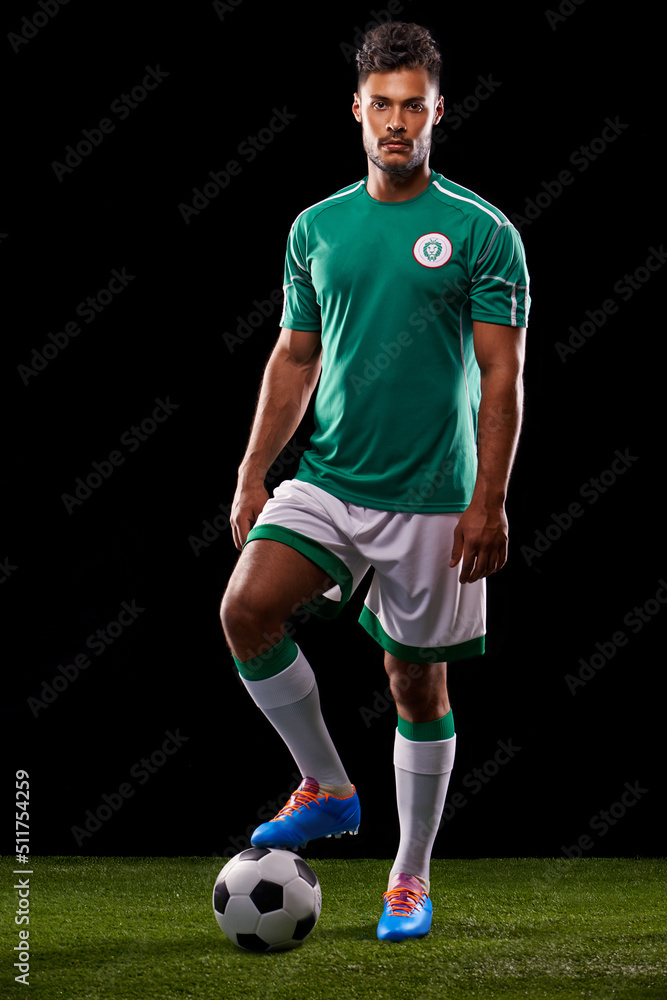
{"left": 450, "top": 366, "right": 523, "bottom": 583}
{"left": 472, "top": 367, "right": 524, "bottom": 507}
{"left": 238, "top": 342, "right": 321, "bottom": 484}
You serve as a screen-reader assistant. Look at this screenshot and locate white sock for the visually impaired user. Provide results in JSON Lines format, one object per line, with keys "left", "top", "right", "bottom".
{"left": 390, "top": 730, "right": 456, "bottom": 893}
{"left": 240, "top": 644, "right": 352, "bottom": 794}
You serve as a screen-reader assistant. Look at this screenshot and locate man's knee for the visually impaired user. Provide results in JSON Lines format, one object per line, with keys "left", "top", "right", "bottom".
{"left": 219, "top": 585, "right": 247, "bottom": 642}
{"left": 384, "top": 655, "right": 448, "bottom": 714}
{"left": 384, "top": 658, "right": 422, "bottom": 704}
{"left": 219, "top": 538, "right": 332, "bottom": 658}
{"left": 220, "top": 578, "right": 286, "bottom": 658}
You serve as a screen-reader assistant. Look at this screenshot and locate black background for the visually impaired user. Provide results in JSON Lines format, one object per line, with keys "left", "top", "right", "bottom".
{"left": 4, "top": 1, "right": 664, "bottom": 863}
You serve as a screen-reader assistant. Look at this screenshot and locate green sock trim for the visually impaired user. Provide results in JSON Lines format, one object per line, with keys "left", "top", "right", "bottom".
{"left": 397, "top": 710, "right": 455, "bottom": 742}
{"left": 234, "top": 634, "right": 298, "bottom": 681}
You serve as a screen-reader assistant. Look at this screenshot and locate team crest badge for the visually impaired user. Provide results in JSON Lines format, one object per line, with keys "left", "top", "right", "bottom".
{"left": 413, "top": 232, "right": 453, "bottom": 268}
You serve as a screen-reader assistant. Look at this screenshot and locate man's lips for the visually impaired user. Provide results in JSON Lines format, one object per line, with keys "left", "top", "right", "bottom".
{"left": 381, "top": 139, "right": 411, "bottom": 150}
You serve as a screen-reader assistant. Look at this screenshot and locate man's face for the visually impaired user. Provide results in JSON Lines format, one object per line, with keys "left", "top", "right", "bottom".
{"left": 353, "top": 67, "right": 443, "bottom": 177}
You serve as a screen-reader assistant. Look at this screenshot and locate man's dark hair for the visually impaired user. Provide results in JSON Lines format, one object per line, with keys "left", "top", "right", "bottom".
{"left": 355, "top": 21, "right": 442, "bottom": 90}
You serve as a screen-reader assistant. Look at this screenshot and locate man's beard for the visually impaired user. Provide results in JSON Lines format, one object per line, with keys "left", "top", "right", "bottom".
{"left": 362, "top": 123, "right": 431, "bottom": 177}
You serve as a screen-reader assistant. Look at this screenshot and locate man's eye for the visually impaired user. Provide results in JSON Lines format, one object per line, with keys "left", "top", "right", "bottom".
{"left": 373, "top": 102, "right": 386, "bottom": 110}
{"left": 409, "top": 103, "right": 424, "bottom": 111}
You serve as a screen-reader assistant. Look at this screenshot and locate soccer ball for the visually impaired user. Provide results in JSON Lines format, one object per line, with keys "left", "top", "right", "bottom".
{"left": 212, "top": 847, "right": 322, "bottom": 952}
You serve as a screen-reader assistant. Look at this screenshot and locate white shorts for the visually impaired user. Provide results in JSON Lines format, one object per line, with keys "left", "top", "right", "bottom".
{"left": 244, "top": 479, "right": 485, "bottom": 663}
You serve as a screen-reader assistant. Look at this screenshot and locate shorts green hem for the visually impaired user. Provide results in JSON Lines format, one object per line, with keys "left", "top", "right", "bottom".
{"left": 358, "top": 605, "right": 485, "bottom": 662}
{"left": 243, "top": 523, "right": 352, "bottom": 620}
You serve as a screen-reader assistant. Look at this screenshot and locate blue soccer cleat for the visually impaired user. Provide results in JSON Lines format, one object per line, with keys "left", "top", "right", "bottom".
{"left": 377, "top": 872, "right": 433, "bottom": 942}
{"left": 251, "top": 777, "right": 360, "bottom": 850}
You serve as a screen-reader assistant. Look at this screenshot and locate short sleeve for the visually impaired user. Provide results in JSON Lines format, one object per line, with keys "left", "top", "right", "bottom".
{"left": 279, "top": 216, "right": 321, "bottom": 331}
{"left": 469, "top": 222, "right": 531, "bottom": 328}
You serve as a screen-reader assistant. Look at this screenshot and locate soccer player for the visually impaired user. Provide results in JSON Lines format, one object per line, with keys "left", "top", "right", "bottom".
{"left": 220, "top": 21, "right": 530, "bottom": 942}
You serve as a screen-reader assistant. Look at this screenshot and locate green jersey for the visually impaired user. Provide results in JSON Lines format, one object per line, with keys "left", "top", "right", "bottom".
{"left": 280, "top": 169, "right": 530, "bottom": 512}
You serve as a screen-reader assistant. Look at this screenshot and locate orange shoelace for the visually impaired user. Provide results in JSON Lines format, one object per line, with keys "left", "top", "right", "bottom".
{"left": 271, "top": 787, "right": 325, "bottom": 821}
{"left": 383, "top": 887, "right": 425, "bottom": 917}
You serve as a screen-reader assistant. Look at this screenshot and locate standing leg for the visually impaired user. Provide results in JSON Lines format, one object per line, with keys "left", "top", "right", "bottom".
{"left": 377, "top": 654, "right": 455, "bottom": 941}
{"left": 384, "top": 654, "right": 454, "bottom": 889}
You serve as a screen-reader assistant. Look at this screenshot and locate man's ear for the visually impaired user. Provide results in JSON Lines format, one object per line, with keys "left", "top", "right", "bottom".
{"left": 352, "top": 93, "right": 362, "bottom": 123}
{"left": 434, "top": 94, "right": 444, "bottom": 126}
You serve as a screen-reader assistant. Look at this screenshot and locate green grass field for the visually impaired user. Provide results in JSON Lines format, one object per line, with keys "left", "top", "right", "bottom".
{"left": 3, "top": 857, "right": 665, "bottom": 1000}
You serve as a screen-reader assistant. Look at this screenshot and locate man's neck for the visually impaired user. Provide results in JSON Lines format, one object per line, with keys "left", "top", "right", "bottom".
{"left": 365, "top": 162, "right": 432, "bottom": 202}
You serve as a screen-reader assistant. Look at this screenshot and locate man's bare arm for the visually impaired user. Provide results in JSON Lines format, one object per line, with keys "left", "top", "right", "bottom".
{"left": 231, "top": 328, "right": 322, "bottom": 550}
{"left": 449, "top": 320, "right": 526, "bottom": 583}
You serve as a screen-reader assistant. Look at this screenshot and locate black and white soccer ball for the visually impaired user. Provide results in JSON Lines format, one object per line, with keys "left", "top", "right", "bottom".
{"left": 212, "top": 847, "right": 322, "bottom": 952}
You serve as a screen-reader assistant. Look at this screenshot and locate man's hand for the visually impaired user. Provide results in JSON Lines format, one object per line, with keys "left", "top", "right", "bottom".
{"left": 230, "top": 480, "right": 270, "bottom": 551}
{"left": 449, "top": 501, "right": 508, "bottom": 584}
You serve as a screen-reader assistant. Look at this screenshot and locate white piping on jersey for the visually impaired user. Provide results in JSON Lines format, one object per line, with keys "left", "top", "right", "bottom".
{"left": 432, "top": 179, "right": 504, "bottom": 226}
{"left": 284, "top": 275, "right": 312, "bottom": 291}
{"left": 458, "top": 304, "right": 477, "bottom": 457}
{"left": 289, "top": 180, "right": 366, "bottom": 273}
{"left": 433, "top": 181, "right": 528, "bottom": 325}
{"left": 281, "top": 275, "right": 322, "bottom": 328}
{"left": 476, "top": 273, "right": 527, "bottom": 327}
{"left": 433, "top": 186, "right": 528, "bottom": 324}
{"left": 475, "top": 221, "right": 510, "bottom": 267}
{"left": 288, "top": 228, "right": 309, "bottom": 273}
{"left": 281, "top": 275, "right": 314, "bottom": 307}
